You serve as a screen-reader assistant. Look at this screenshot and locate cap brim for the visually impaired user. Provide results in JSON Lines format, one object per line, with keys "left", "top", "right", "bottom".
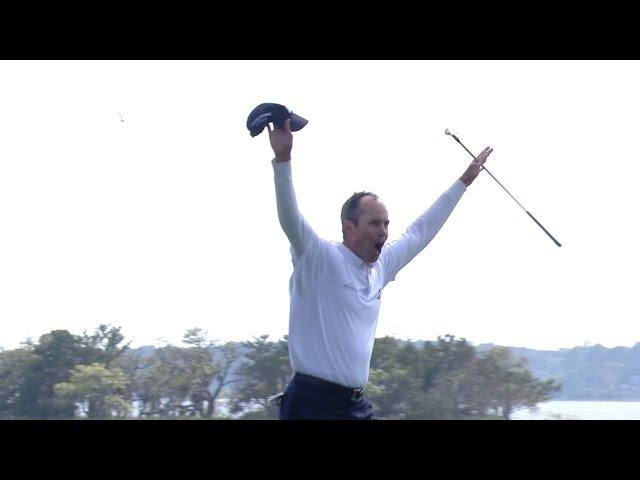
{"left": 250, "top": 126, "right": 265, "bottom": 137}
{"left": 289, "top": 113, "right": 308, "bottom": 132}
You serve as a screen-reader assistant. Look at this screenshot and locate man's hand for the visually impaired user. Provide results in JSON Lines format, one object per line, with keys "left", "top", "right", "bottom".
{"left": 267, "top": 119, "right": 293, "bottom": 163}
{"left": 459, "top": 146, "right": 493, "bottom": 186}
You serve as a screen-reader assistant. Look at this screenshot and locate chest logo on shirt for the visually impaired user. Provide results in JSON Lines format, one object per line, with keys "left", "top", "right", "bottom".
{"left": 342, "top": 282, "right": 358, "bottom": 293}
{"left": 342, "top": 282, "right": 382, "bottom": 301}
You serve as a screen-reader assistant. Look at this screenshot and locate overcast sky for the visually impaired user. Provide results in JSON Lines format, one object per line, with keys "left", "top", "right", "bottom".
{"left": 0, "top": 60, "right": 638, "bottom": 351}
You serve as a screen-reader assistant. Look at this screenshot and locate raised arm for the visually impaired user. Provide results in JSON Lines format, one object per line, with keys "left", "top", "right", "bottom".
{"left": 269, "top": 119, "right": 319, "bottom": 258}
{"left": 381, "top": 146, "right": 493, "bottom": 282}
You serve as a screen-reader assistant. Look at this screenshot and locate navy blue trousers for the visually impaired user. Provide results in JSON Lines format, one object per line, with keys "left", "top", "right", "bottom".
{"left": 279, "top": 373, "right": 374, "bottom": 420}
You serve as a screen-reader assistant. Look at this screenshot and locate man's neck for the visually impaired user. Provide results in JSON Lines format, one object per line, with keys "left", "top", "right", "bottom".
{"left": 342, "top": 241, "right": 371, "bottom": 266}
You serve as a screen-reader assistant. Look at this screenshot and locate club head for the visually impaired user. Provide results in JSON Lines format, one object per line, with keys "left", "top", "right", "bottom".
{"left": 444, "top": 128, "right": 452, "bottom": 136}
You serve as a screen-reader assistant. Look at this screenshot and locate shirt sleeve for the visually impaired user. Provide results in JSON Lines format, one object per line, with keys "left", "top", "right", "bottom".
{"left": 380, "top": 179, "right": 467, "bottom": 284}
{"left": 272, "top": 159, "right": 323, "bottom": 262}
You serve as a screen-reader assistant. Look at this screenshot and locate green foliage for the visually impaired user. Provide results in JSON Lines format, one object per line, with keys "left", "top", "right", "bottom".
{"left": 0, "top": 326, "right": 565, "bottom": 420}
{"left": 229, "top": 335, "right": 291, "bottom": 419}
{"left": 79, "top": 324, "right": 131, "bottom": 367}
{"left": 368, "top": 335, "right": 559, "bottom": 419}
{"left": 132, "top": 328, "right": 242, "bottom": 418}
{"left": 0, "top": 325, "right": 131, "bottom": 419}
{"left": 53, "top": 363, "right": 130, "bottom": 419}
{"left": 16, "top": 330, "right": 88, "bottom": 418}
{"left": 0, "top": 348, "right": 37, "bottom": 419}
{"left": 470, "top": 347, "right": 560, "bottom": 418}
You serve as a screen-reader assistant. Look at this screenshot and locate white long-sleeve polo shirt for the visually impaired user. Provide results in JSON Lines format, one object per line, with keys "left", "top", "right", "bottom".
{"left": 273, "top": 159, "right": 466, "bottom": 388}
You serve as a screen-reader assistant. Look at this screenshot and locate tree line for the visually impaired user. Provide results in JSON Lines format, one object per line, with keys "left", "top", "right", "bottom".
{"left": 0, "top": 325, "right": 559, "bottom": 419}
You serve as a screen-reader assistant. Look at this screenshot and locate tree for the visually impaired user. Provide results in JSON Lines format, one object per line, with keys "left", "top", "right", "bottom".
{"left": 2, "top": 325, "right": 134, "bottom": 419}
{"left": 472, "top": 346, "right": 561, "bottom": 419}
{"left": 16, "top": 330, "right": 87, "bottom": 418}
{"left": 181, "top": 329, "right": 242, "bottom": 417}
{"left": 367, "top": 366, "right": 419, "bottom": 419}
{"left": 53, "top": 363, "right": 130, "bottom": 419}
{"left": 79, "top": 324, "right": 131, "bottom": 368}
{"left": 366, "top": 335, "right": 557, "bottom": 419}
{"left": 0, "top": 348, "right": 37, "bottom": 419}
{"left": 367, "top": 337, "right": 422, "bottom": 419}
{"left": 134, "top": 328, "right": 242, "bottom": 418}
{"left": 132, "top": 350, "right": 184, "bottom": 417}
{"left": 230, "top": 335, "right": 291, "bottom": 419}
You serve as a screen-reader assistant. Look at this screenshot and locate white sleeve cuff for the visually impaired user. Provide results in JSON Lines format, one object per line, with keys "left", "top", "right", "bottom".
{"left": 272, "top": 158, "right": 292, "bottom": 180}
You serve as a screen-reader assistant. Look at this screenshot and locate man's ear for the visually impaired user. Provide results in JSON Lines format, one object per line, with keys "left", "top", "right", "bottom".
{"left": 342, "top": 220, "right": 355, "bottom": 239}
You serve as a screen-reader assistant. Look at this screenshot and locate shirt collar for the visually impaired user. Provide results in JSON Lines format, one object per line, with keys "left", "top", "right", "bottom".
{"left": 338, "top": 243, "right": 373, "bottom": 270}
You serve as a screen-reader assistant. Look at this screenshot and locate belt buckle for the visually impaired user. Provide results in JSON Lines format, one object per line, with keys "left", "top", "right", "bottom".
{"left": 350, "top": 387, "right": 364, "bottom": 402}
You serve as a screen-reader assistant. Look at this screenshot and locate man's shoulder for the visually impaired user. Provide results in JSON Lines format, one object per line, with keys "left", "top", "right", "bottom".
{"left": 321, "top": 240, "right": 344, "bottom": 258}
{"left": 316, "top": 240, "right": 347, "bottom": 263}
{"left": 293, "top": 238, "right": 340, "bottom": 262}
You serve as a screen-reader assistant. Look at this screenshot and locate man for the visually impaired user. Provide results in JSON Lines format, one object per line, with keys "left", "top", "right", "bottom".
{"left": 268, "top": 119, "right": 492, "bottom": 420}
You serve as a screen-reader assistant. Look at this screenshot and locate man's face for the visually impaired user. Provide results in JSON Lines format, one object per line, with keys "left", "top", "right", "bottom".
{"left": 346, "top": 196, "right": 389, "bottom": 264}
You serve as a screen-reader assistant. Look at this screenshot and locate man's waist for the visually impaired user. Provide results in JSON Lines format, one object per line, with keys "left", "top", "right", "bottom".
{"left": 293, "top": 372, "right": 365, "bottom": 402}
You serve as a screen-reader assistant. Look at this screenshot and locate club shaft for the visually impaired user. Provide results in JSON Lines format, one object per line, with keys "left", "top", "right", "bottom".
{"left": 526, "top": 211, "right": 562, "bottom": 247}
{"left": 450, "top": 134, "right": 562, "bottom": 247}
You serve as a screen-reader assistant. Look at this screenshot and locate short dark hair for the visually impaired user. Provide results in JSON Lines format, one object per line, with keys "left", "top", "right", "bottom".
{"left": 341, "top": 191, "right": 378, "bottom": 231}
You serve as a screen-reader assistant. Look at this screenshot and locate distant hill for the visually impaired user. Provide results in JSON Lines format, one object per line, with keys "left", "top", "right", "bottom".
{"left": 477, "top": 342, "right": 640, "bottom": 400}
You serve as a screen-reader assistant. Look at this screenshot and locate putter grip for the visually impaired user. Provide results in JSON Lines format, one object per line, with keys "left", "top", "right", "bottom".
{"left": 526, "top": 211, "right": 562, "bottom": 247}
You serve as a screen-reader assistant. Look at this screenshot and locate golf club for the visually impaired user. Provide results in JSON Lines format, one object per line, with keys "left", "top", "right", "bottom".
{"left": 445, "top": 129, "right": 562, "bottom": 247}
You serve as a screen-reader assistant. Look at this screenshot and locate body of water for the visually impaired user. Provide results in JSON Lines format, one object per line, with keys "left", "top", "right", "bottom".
{"left": 511, "top": 400, "right": 640, "bottom": 420}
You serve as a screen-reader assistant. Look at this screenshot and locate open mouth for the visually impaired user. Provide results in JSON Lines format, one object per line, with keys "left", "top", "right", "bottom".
{"left": 374, "top": 242, "right": 384, "bottom": 253}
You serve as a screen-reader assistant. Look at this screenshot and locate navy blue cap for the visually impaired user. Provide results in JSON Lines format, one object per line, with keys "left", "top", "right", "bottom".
{"left": 246, "top": 103, "right": 308, "bottom": 137}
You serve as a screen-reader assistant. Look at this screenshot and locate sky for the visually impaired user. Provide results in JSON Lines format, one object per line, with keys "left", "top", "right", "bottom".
{"left": 0, "top": 60, "right": 638, "bottom": 352}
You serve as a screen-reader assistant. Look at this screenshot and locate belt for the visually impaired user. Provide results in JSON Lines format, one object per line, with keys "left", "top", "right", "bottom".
{"left": 293, "top": 372, "right": 365, "bottom": 402}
